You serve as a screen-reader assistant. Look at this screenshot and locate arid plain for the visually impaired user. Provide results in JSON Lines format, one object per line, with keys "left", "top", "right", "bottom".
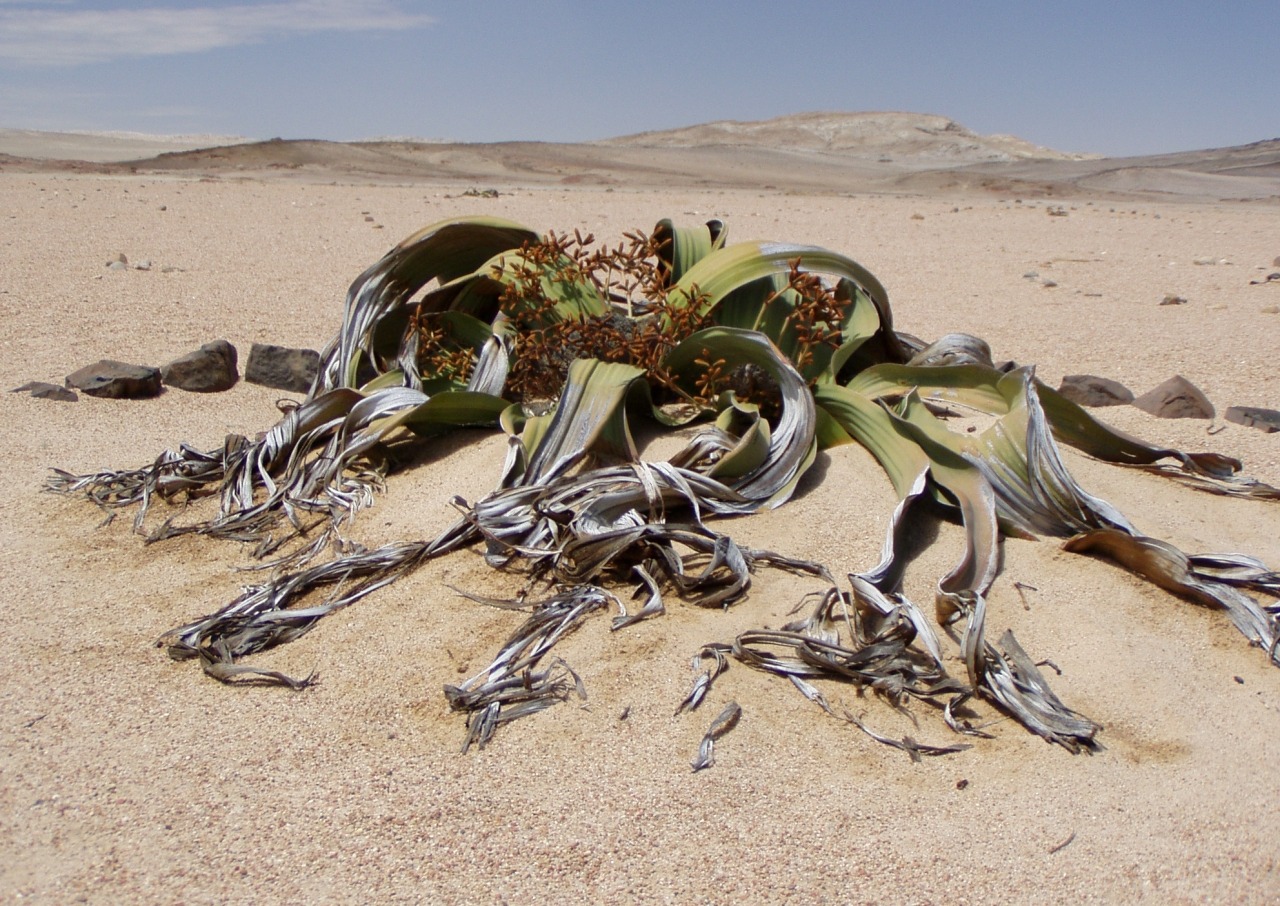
{"left": 3, "top": 115, "right": 1280, "bottom": 903}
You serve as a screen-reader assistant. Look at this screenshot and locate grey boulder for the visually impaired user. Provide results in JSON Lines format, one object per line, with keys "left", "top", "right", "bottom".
{"left": 65, "top": 359, "right": 162, "bottom": 399}
{"left": 1224, "top": 406, "right": 1280, "bottom": 433}
{"left": 11, "top": 381, "right": 78, "bottom": 402}
{"left": 244, "top": 343, "right": 319, "bottom": 393}
{"left": 1057, "top": 374, "right": 1134, "bottom": 407}
{"left": 1133, "top": 375, "right": 1214, "bottom": 420}
{"left": 162, "top": 340, "right": 239, "bottom": 392}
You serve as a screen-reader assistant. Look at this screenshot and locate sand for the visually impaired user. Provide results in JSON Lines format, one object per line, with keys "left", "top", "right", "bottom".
{"left": 2, "top": 156, "right": 1280, "bottom": 904}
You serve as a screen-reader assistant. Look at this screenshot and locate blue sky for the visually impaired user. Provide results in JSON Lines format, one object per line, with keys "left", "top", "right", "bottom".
{"left": 1, "top": 0, "right": 1276, "bottom": 157}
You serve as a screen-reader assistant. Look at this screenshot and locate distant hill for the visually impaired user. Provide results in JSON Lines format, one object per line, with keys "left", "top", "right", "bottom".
{"left": 1, "top": 114, "right": 1276, "bottom": 202}
{"left": 599, "top": 111, "right": 1097, "bottom": 163}
{"left": 0, "top": 112, "right": 1092, "bottom": 166}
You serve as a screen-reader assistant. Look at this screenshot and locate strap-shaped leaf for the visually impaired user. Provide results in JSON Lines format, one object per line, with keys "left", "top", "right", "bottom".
{"left": 849, "top": 363, "right": 1275, "bottom": 497}
{"left": 653, "top": 217, "right": 726, "bottom": 285}
{"left": 390, "top": 390, "right": 510, "bottom": 437}
{"left": 521, "top": 359, "right": 647, "bottom": 485}
{"left": 316, "top": 216, "right": 538, "bottom": 392}
{"left": 663, "top": 326, "right": 816, "bottom": 509}
{"left": 1064, "top": 529, "right": 1280, "bottom": 662}
{"left": 664, "top": 241, "right": 908, "bottom": 365}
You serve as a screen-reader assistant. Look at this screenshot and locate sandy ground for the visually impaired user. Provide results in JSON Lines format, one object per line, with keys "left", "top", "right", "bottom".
{"left": 2, "top": 167, "right": 1280, "bottom": 904}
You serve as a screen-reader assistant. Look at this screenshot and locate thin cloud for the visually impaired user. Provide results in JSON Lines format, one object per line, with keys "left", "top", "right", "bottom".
{"left": 0, "top": 1, "right": 434, "bottom": 66}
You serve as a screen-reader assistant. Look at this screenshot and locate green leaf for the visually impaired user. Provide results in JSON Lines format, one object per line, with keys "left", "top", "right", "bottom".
{"left": 812, "top": 382, "right": 927, "bottom": 498}
{"left": 318, "top": 216, "right": 539, "bottom": 391}
{"left": 392, "top": 390, "right": 510, "bottom": 437}
{"left": 653, "top": 218, "right": 726, "bottom": 285}
{"left": 487, "top": 249, "right": 612, "bottom": 322}
{"left": 845, "top": 362, "right": 1012, "bottom": 412}
{"left": 522, "top": 359, "right": 648, "bottom": 484}
{"left": 665, "top": 242, "right": 906, "bottom": 364}
{"left": 663, "top": 326, "right": 816, "bottom": 508}
{"left": 706, "top": 398, "right": 772, "bottom": 480}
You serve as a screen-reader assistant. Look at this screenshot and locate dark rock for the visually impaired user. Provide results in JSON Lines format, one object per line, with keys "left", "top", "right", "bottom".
{"left": 65, "top": 360, "right": 162, "bottom": 399}
{"left": 1225, "top": 406, "right": 1280, "bottom": 433}
{"left": 1160, "top": 294, "right": 1187, "bottom": 305}
{"left": 11, "top": 381, "right": 78, "bottom": 402}
{"left": 244, "top": 343, "right": 319, "bottom": 393}
{"left": 162, "top": 340, "right": 238, "bottom": 392}
{"left": 1057, "top": 374, "right": 1134, "bottom": 407}
{"left": 1133, "top": 375, "right": 1214, "bottom": 420}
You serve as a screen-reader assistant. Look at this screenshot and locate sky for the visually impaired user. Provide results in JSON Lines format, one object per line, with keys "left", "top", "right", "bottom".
{"left": 0, "top": 0, "right": 1276, "bottom": 157}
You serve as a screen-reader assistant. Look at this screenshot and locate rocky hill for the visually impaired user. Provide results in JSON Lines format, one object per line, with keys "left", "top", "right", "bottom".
{"left": 599, "top": 111, "right": 1096, "bottom": 163}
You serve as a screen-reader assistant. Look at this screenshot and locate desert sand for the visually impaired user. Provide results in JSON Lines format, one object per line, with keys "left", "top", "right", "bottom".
{"left": 2, "top": 124, "right": 1280, "bottom": 903}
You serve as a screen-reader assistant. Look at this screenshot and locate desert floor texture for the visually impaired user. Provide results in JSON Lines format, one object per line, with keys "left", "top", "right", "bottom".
{"left": 2, "top": 143, "right": 1280, "bottom": 903}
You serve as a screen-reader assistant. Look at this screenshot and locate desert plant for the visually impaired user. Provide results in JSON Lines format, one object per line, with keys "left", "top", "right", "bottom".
{"left": 50, "top": 216, "right": 1280, "bottom": 760}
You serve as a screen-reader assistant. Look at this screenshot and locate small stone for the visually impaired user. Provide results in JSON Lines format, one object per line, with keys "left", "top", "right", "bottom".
{"left": 1262, "top": 304, "right": 1280, "bottom": 314}
{"left": 161, "top": 340, "right": 239, "bottom": 392}
{"left": 65, "top": 359, "right": 162, "bottom": 399}
{"left": 1057, "top": 375, "right": 1135, "bottom": 407}
{"left": 1273, "top": 256, "right": 1280, "bottom": 268}
{"left": 133, "top": 259, "right": 152, "bottom": 271}
{"left": 1133, "top": 375, "right": 1214, "bottom": 420}
{"left": 1193, "top": 257, "right": 1217, "bottom": 266}
{"left": 244, "top": 343, "right": 319, "bottom": 393}
{"left": 107, "top": 260, "right": 128, "bottom": 271}
{"left": 1160, "top": 294, "right": 1187, "bottom": 305}
{"left": 1225, "top": 406, "right": 1280, "bottom": 433}
{"left": 106, "top": 252, "right": 128, "bottom": 267}
{"left": 910, "top": 213, "right": 924, "bottom": 220}
{"left": 11, "top": 381, "right": 77, "bottom": 402}
{"left": 1041, "top": 279, "right": 1058, "bottom": 288}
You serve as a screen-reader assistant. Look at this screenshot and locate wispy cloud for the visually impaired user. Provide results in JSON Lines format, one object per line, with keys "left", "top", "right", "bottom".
{"left": 0, "top": 1, "right": 434, "bottom": 66}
